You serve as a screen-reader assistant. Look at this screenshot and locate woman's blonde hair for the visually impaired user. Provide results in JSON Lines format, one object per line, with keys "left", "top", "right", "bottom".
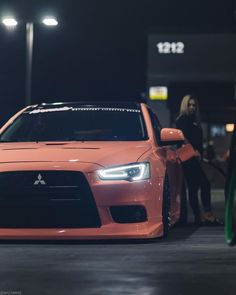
{"left": 179, "top": 94, "right": 200, "bottom": 122}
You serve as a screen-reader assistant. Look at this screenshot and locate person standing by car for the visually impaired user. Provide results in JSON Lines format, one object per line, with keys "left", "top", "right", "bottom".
{"left": 176, "top": 94, "right": 222, "bottom": 225}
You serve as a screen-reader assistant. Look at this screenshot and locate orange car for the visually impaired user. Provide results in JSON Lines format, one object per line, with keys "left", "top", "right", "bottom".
{"left": 0, "top": 101, "right": 185, "bottom": 240}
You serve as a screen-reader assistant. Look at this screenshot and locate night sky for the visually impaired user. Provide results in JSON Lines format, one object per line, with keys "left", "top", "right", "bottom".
{"left": 0, "top": 0, "right": 235, "bottom": 124}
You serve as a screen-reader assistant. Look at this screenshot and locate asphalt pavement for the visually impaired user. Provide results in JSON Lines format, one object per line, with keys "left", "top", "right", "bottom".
{"left": 0, "top": 190, "right": 234, "bottom": 295}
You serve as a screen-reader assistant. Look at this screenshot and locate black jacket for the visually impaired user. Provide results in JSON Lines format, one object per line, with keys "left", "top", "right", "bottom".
{"left": 176, "top": 114, "right": 203, "bottom": 157}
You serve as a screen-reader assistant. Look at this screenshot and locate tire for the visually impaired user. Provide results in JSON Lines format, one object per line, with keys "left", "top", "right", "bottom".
{"left": 178, "top": 182, "right": 188, "bottom": 225}
{"left": 162, "top": 174, "right": 171, "bottom": 237}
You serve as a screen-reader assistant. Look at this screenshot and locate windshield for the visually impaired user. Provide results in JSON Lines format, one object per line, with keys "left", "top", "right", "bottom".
{"left": 0, "top": 106, "right": 148, "bottom": 142}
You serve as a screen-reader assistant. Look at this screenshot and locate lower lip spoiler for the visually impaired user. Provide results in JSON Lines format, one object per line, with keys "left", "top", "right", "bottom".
{"left": 0, "top": 222, "right": 163, "bottom": 240}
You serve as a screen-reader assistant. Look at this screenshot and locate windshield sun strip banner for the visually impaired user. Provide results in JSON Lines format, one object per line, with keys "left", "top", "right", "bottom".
{"left": 27, "top": 107, "right": 141, "bottom": 114}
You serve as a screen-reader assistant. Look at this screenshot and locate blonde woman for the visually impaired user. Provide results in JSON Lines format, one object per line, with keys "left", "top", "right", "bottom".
{"left": 176, "top": 94, "right": 222, "bottom": 225}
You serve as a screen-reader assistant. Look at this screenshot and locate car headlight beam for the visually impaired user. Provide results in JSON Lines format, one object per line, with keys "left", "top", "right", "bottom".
{"left": 98, "top": 163, "right": 150, "bottom": 181}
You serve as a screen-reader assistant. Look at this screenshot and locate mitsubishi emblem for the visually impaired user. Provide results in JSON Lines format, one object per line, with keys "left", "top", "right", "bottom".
{"left": 34, "top": 173, "right": 46, "bottom": 185}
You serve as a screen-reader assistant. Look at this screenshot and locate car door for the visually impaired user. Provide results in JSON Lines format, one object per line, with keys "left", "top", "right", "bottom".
{"left": 148, "top": 110, "right": 179, "bottom": 222}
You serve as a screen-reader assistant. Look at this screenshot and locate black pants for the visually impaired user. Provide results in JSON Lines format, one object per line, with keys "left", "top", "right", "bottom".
{"left": 182, "top": 157, "right": 211, "bottom": 218}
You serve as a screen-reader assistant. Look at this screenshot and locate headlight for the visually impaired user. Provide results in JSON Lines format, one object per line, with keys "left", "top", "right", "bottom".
{"left": 98, "top": 163, "right": 150, "bottom": 181}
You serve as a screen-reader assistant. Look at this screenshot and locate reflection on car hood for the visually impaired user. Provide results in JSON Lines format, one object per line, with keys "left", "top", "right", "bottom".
{"left": 0, "top": 141, "right": 151, "bottom": 167}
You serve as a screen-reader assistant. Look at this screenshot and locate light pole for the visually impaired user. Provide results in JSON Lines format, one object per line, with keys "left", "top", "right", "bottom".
{"left": 2, "top": 17, "right": 58, "bottom": 106}
{"left": 26, "top": 22, "right": 34, "bottom": 106}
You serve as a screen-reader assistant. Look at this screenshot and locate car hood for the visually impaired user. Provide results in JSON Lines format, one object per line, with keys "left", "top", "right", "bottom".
{"left": 0, "top": 141, "right": 151, "bottom": 167}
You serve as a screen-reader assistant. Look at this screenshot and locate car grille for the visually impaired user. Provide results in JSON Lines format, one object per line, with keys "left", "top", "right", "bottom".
{"left": 0, "top": 171, "right": 101, "bottom": 228}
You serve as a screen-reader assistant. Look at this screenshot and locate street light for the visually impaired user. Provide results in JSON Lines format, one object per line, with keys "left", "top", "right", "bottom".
{"left": 2, "top": 16, "right": 58, "bottom": 106}
{"left": 2, "top": 18, "right": 18, "bottom": 27}
{"left": 42, "top": 18, "right": 58, "bottom": 26}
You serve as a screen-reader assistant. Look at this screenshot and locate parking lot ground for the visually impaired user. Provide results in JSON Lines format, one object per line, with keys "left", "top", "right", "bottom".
{"left": 0, "top": 190, "right": 233, "bottom": 295}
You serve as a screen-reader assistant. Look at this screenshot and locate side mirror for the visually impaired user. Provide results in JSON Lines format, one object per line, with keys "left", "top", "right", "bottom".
{"left": 160, "top": 128, "right": 185, "bottom": 146}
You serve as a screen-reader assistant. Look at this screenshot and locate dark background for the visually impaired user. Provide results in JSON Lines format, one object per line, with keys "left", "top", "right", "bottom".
{"left": 147, "top": 33, "right": 236, "bottom": 114}
{"left": 0, "top": 0, "right": 235, "bottom": 123}
{"left": 148, "top": 34, "right": 236, "bottom": 80}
